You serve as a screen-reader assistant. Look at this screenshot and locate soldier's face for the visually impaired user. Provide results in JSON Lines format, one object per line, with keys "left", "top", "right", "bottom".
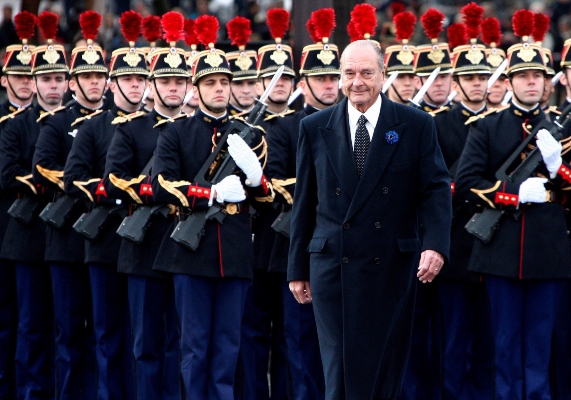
{"left": 541, "top": 77, "right": 555, "bottom": 105}
{"left": 195, "top": 73, "right": 231, "bottom": 114}
{"left": 342, "top": 46, "right": 384, "bottom": 112}
{"left": 71, "top": 72, "right": 107, "bottom": 103}
{"left": 386, "top": 73, "right": 415, "bottom": 104}
{"left": 230, "top": 79, "right": 257, "bottom": 109}
{"left": 152, "top": 76, "right": 188, "bottom": 108}
{"left": 300, "top": 75, "right": 339, "bottom": 108}
{"left": 112, "top": 74, "right": 147, "bottom": 107}
{"left": 1, "top": 74, "right": 33, "bottom": 102}
{"left": 508, "top": 70, "right": 545, "bottom": 106}
{"left": 453, "top": 74, "right": 488, "bottom": 104}
{"left": 33, "top": 72, "right": 68, "bottom": 106}
{"left": 415, "top": 73, "right": 452, "bottom": 106}
{"left": 487, "top": 76, "right": 507, "bottom": 105}
{"left": 258, "top": 75, "right": 294, "bottom": 104}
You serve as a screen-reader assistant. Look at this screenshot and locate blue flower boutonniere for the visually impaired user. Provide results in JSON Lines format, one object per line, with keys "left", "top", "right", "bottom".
{"left": 385, "top": 130, "right": 399, "bottom": 144}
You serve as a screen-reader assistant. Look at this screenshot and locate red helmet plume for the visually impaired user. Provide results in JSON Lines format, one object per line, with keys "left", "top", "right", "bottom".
{"left": 394, "top": 11, "right": 416, "bottom": 42}
{"left": 461, "top": 2, "right": 484, "bottom": 40}
{"left": 481, "top": 17, "right": 501, "bottom": 46}
{"left": 38, "top": 11, "right": 58, "bottom": 42}
{"left": 227, "top": 16, "right": 252, "bottom": 48}
{"left": 447, "top": 23, "right": 467, "bottom": 50}
{"left": 161, "top": 11, "right": 184, "bottom": 44}
{"left": 184, "top": 19, "right": 198, "bottom": 47}
{"left": 142, "top": 15, "right": 161, "bottom": 44}
{"left": 267, "top": 8, "right": 290, "bottom": 40}
{"left": 79, "top": 10, "right": 102, "bottom": 41}
{"left": 421, "top": 8, "right": 445, "bottom": 42}
{"left": 307, "top": 17, "right": 319, "bottom": 42}
{"left": 119, "top": 10, "right": 142, "bottom": 44}
{"left": 14, "top": 11, "right": 37, "bottom": 42}
{"left": 195, "top": 15, "right": 219, "bottom": 48}
{"left": 533, "top": 13, "right": 550, "bottom": 44}
{"left": 347, "top": 20, "right": 363, "bottom": 42}
{"left": 351, "top": 3, "right": 377, "bottom": 38}
{"left": 512, "top": 9, "right": 534, "bottom": 39}
{"left": 311, "top": 8, "right": 336, "bottom": 42}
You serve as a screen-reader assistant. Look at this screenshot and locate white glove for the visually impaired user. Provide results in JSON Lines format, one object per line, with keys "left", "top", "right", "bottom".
{"left": 211, "top": 175, "right": 246, "bottom": 205}
{"left": 227, "top": 134, "right": 263, "bottom": 186}
{"left": 536, "top": 129, "right": 562, "bottom": 179}
{"left": 518, "top": 177, "right": 547, "bottom": 204}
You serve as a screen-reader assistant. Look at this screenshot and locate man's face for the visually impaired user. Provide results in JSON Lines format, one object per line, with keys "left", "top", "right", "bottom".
{"left": 70, "top": 72, "right": 107, "bottom": 103}
{"left": 33, "top": 72, "right": 68, "bottom": 106}
{"left": 415, "top": 73, "right": 452, "bottom": 106}
{"left": 152, "top": 76, "right": 188, "bottom": 108}
{"left": 257, "top": 75, "right": 294, "bottom": 104}
{"left": 1, "top": 74, "right": 33, "bottom": 102}
{"left": 453, "top": 74, "right": 488, "bottom": 104}
{"left": 111, "top": 74, "right": 147, "bottom": 106}
{"left": 195, "top": 73, "right": 231, "bottom": 114}
{"left": 487, "top": 76, "right": 508, "bottom": 105}
{"left": 387, "top": 73, "right": 415, "bottom": 103}
{"left": 341, "top": 46, "right": 384, "bottom": 112}
{"left": 301, "top": 74, "right": 339, "bottom": 108}
{"left": 541, "top": 76, "right": 554, "bottom": 105}
{"left": 508, "top": 69, "right": 545, "bottom": 107}
{"left": 230, "top": 79, "right": 257, "bottom": 109}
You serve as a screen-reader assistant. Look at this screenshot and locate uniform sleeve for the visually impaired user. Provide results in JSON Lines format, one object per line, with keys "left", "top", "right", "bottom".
{"left": 152, "top": 124, "right": 213, "bottom": 210}
{"left": 287, "top": 118, "right": 318, "bottom": 281}
{"left": 0, "top": 118, "right": 37, "bottom": 195}
{"left": 32, "top": 118, "right": 66, "bottom": 191}
{"left": 266, "top": 120, "right": 295, "bottom": 206}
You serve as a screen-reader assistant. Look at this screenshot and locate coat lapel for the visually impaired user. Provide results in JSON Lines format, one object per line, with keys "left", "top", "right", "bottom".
{"left": 319, "top": 98, "right": 359, "bottom": 196}
{"left": 345, "top": 95, "right": 404, "bottom": 221}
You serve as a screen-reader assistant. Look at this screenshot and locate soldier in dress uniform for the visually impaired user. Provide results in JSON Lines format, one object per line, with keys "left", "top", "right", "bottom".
{"left": 0, "top": 11, "right": 36, "bottom": 400}
{"left": 151, "top": 14, "right": 273, "bottom": 399}
{"left": 265, "top": 9, "right": 343, "bottom": 399}
{"left": 63, "top": 11, "right": 151, "bottom": 400}
{"left": 383, "top": 11, "right": 416, "bottom": 106}
{"left": 239, "top": 8, "right": 295, "bottom": 400}
{"left": 455, "top": 10, "right": 571, "bottom": 399}
{"left": 432, "top": 5, "right": 494, "bottom": 398}
{"left": 0, "top": 11, "right": 56, "bottom": 400}
{"left": 32, "top": 10, "right": 108, "bottom": 399}
{"left": 226, "top": 17, "right": 258, "bottom": 117}
{"left": 103, "top": 11, "right": 187, "bottom": 400}
{"left": 413, "top": 8, "right": 453, "bottom": 112}
{"left": 481, "top": 17, "right": 509, "bottom": 109}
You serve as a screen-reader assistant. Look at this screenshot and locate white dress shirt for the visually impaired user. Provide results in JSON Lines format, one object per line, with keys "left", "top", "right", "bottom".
{"left": 347, "top": 95, "right": 382, "bottom": 150}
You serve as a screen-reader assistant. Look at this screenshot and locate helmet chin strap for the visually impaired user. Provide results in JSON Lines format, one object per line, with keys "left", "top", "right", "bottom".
{"left": 197, "top": 86, "right": 226, "bottom": 115}
{"left": 230, "top": 91, "right": 249, "bottom": 110}
{"left": 152, "top": 79, "right": 185, "bottom": 110}
{"left": 389, "top": 83, "right": 409, "bottom": 104}
{"left": 454, "top": 76, "right": 478, "bottom": 104}
{"left": 114, "top": 77, "right": 143, "bottom": 107}
{"left": 74, "top": 75, "right": 103, "bottom": 106}
{"left": 6, "top": 76, "right": 33, "bottom": 104}
{"left": 303, "top": 77, "right": 336, "bottom": 108}
{"left": 262, "top": 78, "right": 289, "bottom": 105}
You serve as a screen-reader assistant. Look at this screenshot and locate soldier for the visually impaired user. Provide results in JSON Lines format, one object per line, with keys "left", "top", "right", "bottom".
{"left": 481, "top": 17, "right": 509, "bottom": 109}
{"left": 383, "top": 11, "right": 416, "bottom": 105}
{"left": 226, "top": 17, "right": 258, "bottom": 117}
{"left": 103, "top": 11, "right": 187, "bottom": 400}
{"left": 63, "top": 10, "right": 151, "bottom": 400}
{"left": 432, "top": 4, "right": 494, "bottom": 398}
{"left": 265, "top": 9, "right": 344, "bottom": 399}
{"left": 0, "top": 11, "right": 50, "bottom": 400}
{"left": 239, "top": 8, "right": 294, "bottom": 399}
{"left": 455, "top": 10, "right": 571, "bottom": 399}
{"left": 559, "top": 38, "right": 571, "bottom": 110}
{"left": 151, "top": 14, "right": 273, "bottom": 399}
{"left": 32, "top": 10, "right": 108, "bottom": 399}
{"left": 413, "top": 8, "right": 453, "bottom": 112}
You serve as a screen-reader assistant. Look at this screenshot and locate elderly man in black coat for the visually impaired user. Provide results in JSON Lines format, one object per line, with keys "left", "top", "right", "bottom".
{"left": 287, "top": 40, "right": 452, "bottom": 400}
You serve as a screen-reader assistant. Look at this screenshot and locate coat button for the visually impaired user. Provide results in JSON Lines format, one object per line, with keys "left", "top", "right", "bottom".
{"left": 335, "top": 188, "right": 341, "bottom": 195}
{"left": 343, "top": 223, "right": 350, "bottom": 230}
{"left": 382, "top": 187, "right": 389, "bottom": 194}
{"left": 375, "top": 222, "right": 381, "bottom": 228}
{"left": 342, "top": 257, "right": 349, "bottom": 264}
{"left": 374, "top": 258, "right": 381, "bottom": 264}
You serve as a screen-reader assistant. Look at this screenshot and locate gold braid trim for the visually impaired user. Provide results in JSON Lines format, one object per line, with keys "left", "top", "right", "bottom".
{"left": 15, "top": 174, "right": 37, "bottom": 195}
{"left": 470, "top": 180, "right": 502, "bottom": 209}
{"left": 255, "top": 178, "right": 275, "bottom": 203}
{"left": 73, "top": 178, "right": 100, "bottom": 202}
{"left": 0, "top": 107, "right": 27, "bottom": 124}
{"left": 108, "top": 173, "right": 144, "bottom": 204}
{"left": 252, "top": 136, "right": 268, "bottom": 169}
{"left": 71, "top": 109, "right": 104, "bottom": 127}
{"left": 271, "top": 178, "right": 296, "bottom": 205}
{"left": 36, "top": 105, "right": 65, "bottom": 123}
{"left": 158, "top": 174, "right": 191, "bottom": 207}
{"left": 35, "top": 165, "right": 64, "bottom": 191}
{"left": 561, "top": 136, "right": 571, "bottom": 156}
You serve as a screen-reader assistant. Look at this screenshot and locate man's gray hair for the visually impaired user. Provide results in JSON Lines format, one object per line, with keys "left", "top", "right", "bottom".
{"left": 340, "top": 40, "right": 385, "bottom": 71}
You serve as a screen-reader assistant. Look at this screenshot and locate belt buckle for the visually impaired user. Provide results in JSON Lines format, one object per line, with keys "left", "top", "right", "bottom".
{"left": 225, "top": 203, "right": 238, "bottom": 215}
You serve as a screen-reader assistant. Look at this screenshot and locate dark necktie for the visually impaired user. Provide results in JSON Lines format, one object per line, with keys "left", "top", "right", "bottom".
{"left": 354, "top": 115, "right": 370, "bottom": 177}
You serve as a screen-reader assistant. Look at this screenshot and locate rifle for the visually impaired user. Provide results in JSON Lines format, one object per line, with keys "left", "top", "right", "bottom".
{"left": 465, "top": 103, "right": 571, "bottom": 242}
{"left": 73, "top": 203, "right": 128, "bottom": 241}
{"left": 39, "top": 194, "right": 84, "bottom": 229}
{"left": 170, "top": 65, "right": 286, "bottom": 252}
{"left": 116, "top": 204, "right": 170, "bottom": 244}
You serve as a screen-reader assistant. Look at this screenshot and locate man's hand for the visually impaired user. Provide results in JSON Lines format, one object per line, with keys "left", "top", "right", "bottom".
{"left": 227, "top": 134, "right": 263, "bottom": 186}
{"left": 417, "top": 250, "right": 444, "bottom": 283}
{"left": 289, "top": 280, "right": 312, "bottom": 304}
{"left": 536, "top": 129, "right": 562, "bottom": 178}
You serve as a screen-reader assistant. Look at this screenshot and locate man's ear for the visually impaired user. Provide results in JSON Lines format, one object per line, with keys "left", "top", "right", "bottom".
{"left": 413, "top": 75, "right": 422, "bottom": 90}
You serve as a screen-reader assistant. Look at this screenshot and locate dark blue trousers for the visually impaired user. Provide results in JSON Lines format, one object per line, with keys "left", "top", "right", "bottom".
{"left": 128, "top": 275, "right": 180, "bottom": 400}
{"left": 551, "top": 280, "right": 571, "bottom": 400}
{"left": 89, "top": 264, "right": 133, "bottom": 400}
{"left": 486, "top": 275, "right": 564, "bottom": 400}
{"left": 50, "top": 263, "right": 96, "bottom": 400}
{"left": 15, "top": 262, "right": 54, "bottom": 400}
{"left": 238, "top": 270, "right": 288, "bottom": 400}
{"left": 281, "top": 278, "right": 324, "bottom": 400}
{"left": 174, "top": 274, "right": 248, "bottom": 400}
{"left": 438, "top": 279, "right": 493, "bottom": 400}
{"left": 0, "top": 259, "right": 16, "bottom": 399}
